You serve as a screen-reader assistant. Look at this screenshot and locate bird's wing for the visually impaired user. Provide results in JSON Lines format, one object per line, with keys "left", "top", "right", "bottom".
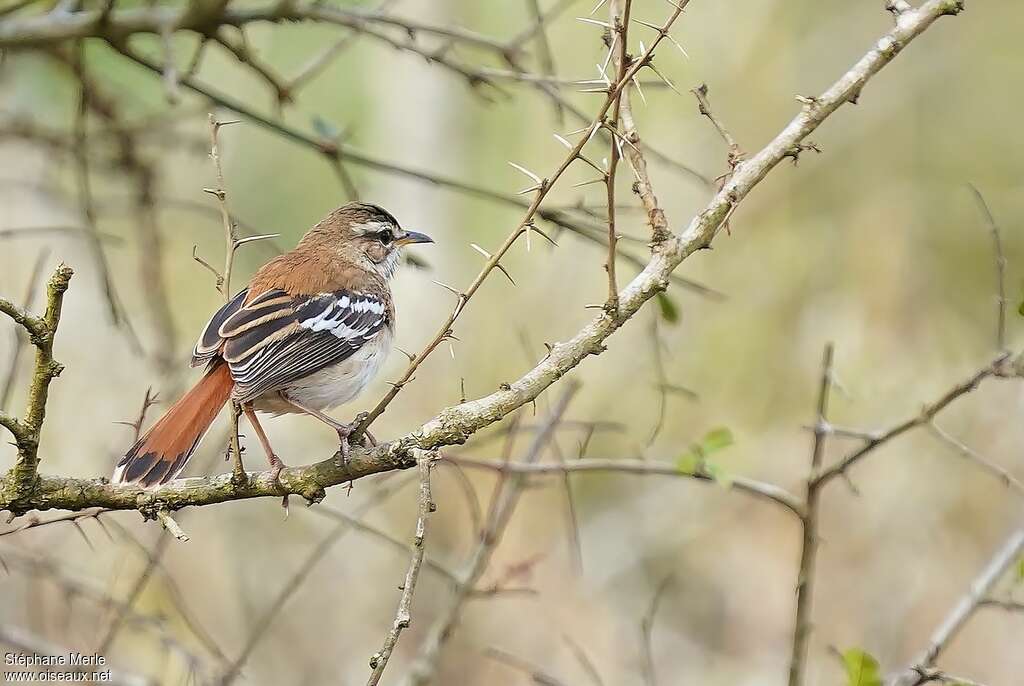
{"left": 191, "top": 287, "right": 249, "bottom": 367}
{"left": 216, "top": 289, "right": 389, "bottom": 402}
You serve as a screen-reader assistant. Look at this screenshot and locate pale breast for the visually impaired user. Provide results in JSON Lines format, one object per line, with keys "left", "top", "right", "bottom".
{"left": 253, "top": 327, "right": 394, "bottom": 415}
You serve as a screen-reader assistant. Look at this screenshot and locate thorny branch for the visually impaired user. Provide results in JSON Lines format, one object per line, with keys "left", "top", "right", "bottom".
{"left": 787, "top": 343, "right": 834, "bottom": 686}
{"left": 401, "top": 383, "right": 579, "bottom": 686}
{"left": 889, "top": 525, "right": 1024, "bottom": 686}
{"left": 0, "top": 0, "right": 970, "bottom": 522}
{"left": 366, "top": 453, "right": 435, "bottom": 686}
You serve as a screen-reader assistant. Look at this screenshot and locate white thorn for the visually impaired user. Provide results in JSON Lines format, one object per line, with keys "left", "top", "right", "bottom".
{"left": 508, "top": 161, "right": 542, "bottom": 183}
{"left": 469, "top": 243, "right": 492, "bottom": 259}
{"left": 632, "top": 75, "right": 648, "bottom": 106}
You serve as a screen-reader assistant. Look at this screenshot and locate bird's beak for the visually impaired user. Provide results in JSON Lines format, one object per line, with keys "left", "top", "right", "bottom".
{"left": 396, "top": 230, "right": 434, "bottom": 246}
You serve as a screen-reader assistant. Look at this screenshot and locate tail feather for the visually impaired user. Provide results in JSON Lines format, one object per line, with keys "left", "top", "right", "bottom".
{"left": 114, "top": 364, "right": 233, "bottom": 487}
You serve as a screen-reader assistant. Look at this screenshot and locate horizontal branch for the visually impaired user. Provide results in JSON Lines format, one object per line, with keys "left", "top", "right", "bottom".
{"left": 814, "top": 351, "right": 1010, "bottom": 486}
{"left": 0, "top": 2, "right": 509, "bottom": 54}
{"left": 447, "top": 455, "right": 805, "bottom": 516}
{"left": 0, "top": 0, "right": 966, "bottom": 518}
{"left": 889, "top": 523, "right": 1024, "bottom": 686}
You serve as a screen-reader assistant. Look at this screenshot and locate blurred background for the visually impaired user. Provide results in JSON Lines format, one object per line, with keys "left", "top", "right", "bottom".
{"left": 1, "top": 0, "right": 1022, "bottom": 684}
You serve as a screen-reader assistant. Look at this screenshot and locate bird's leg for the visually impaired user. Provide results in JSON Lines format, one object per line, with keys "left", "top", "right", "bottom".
{"left": 278, "top": 393, "right": 374, "bottom": 471}
{"left": 242, "top": 404, "right": 287, "bottom": 484}
{"left": 227, "top": 401, "right": 247, "bottom": 485}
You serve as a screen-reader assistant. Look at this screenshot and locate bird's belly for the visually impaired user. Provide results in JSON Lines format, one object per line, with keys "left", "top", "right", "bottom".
{"left": 254, "top": 330, "right": 392, "bottom": 415}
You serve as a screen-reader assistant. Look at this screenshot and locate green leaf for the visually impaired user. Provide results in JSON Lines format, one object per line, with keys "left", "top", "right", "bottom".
{"left": 676, "top": 427, "right": 735, "bottom": 487}
{"left": 1015, "top": 556, "right": 1024, "bottom": 584}
{"left": 700, "top": 427, "right": 734, "bottom": 454}
{"left": 702, "top": 460, "right": 734, "bottom": 489}
{"left": 677, "top": 452, "right": 700, "bottom": 474}
{"left": 840, "top": 648, "right": 882, "bottom": 686}
{"left": 656, "top": 292, "right": 680, "bottom": 324}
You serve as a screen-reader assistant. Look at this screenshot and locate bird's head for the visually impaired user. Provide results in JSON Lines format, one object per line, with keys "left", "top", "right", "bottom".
{"left": 308, "top": 202, "right": 433, "bottom": 279}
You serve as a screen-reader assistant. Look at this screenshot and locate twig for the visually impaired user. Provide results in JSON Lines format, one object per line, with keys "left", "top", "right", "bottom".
{"left": 402, "top": 384, "right": 579, "bottom": 686}
{"left": 155, "top": 509, "right": 189, "bottom": 541}
{"left": 602, "top": 0, "right": 633, "bottom": 312}
{"left": 366, "top": 453, "right": 435, "bottom": 685}
{"left": 0, "top": 249, "right": 50, "bottom": 411}
{"left": 219, "top": 473, "right": 414, "bottom": 684}
{"left": 619, "top": 77, "right": 671, "bottom": 243}
{"left": 358, "top": 0, "right": 691, "bottom": 434}
{"left": 690, "top": 83, "right": 744, "bottom": 166}
{"left": 98, "top": 531, "right": 171, "bottom": 653}
{"left": 925, "top": 422, "right": 1024, "bottom": 496}
{"left": 0, "top": 263, "right": 74, "bottom": 502}
{"left": 814, "top": 352, "right": 1009, "bottom": 486}
{"left": 889, "top": 524, "right": 1024, "bottom": 686}
{"left": 445, "top": 454, "right": 805, "bottom": 516}
{"left": 639, "top": 576, "right": 672, "bottom": 686}
{"left": 108, "top": 43, "right": 718, "bottom": 299}
{"left": 0, "top": 0, "right": 967, "bottom": 519}
{"left": 71, "top": 53, "right": 124, "bottom": 326}
{"left": 483, "top": 647, "right": 569, "bottom": 686}
{"left": 967, "top": 184, "right": 1007, "bottom": 353}
{"left": 788, "top": 343, "right": 833, "bottom": 686}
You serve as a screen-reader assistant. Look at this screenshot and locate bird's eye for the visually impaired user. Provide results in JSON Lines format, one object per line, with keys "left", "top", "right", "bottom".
{"left": 378, "top": 229, "right": 394, "bottom": 245}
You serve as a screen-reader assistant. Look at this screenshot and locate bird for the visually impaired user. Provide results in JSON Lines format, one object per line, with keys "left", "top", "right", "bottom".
{"left": 113, "top": 202, "right": 433, "bottom": 488}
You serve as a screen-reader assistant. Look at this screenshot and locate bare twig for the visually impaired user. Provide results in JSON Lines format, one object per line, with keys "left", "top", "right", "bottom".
{"left": 0, "top": 249, "right": 50, "bottom": 411}
{"left": 640, "top": 576, "right": 673, "bottom": 686}
{"left": 445, "top": 454, "right": 804, "bottom": 516}
{"left": 0, "top": 263, "right": 74, "bottom": 502}
{"left": 926, "top": 422, "right": 1024, "bottom": 496}
{"left": 359, "top": 0, "right": 690, "bottom": 433}
{"left": 968, "top": 184, "right": 1007, "bottom": 353}
{"left": 690, "top": 83, "right": 744, "bottom": 166}
{"left": 890, "top": 524, "right": 1024, "bottom": 686}
{"left": 402, "top": 384, "right": 579, "bottom": 686}
{"left": 366, "top": 453, "right": 435, "bottom": 685}
{"left": 219, "top": 473, "right": 414, "bottom": 685}
{"left": 814, "top": 352, "right": 1009, "bottom": 486}
{"left": 0, "top": 0, "right": 967, "bottom": 519}
{"left": 788, "top": 343, "right": 834, "bottom": 686}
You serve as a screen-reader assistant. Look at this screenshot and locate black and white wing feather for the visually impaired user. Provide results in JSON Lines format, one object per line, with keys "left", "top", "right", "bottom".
{"left": 193, "top": 288, "right": 389, "bottom": 403}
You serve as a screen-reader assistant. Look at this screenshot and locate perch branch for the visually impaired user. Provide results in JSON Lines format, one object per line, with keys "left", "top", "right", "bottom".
{"left": 366, "top": 453, "right": 435, "bottom": 685}
{"left": 0, "top": 0, "right": 966, "bottom": 518}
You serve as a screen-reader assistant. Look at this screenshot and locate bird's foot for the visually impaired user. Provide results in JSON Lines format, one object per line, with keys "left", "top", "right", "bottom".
{"left": 332, "top": 412, "right": 373, "bottom": 470}
{"left": 266, "top": 453, "right": 287, "bottom": 486}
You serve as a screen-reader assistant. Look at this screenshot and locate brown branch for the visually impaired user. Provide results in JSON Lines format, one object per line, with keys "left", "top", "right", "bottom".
{"left": 366, "top": 453, "right": 435, "bottom": 685}
{"left": 968, "top": 184, "right": 1007, "bottom": 353}
{"left": 603, "top": 0, "right": 634, "bottom": 313}
{"left": 402, "top": 384, "right": 578, "bottom": 686}
{"left": 219, "top": 473, "right": 415, "bottom": 684}
{"left": 788, "top": 343, "right": 833, "bottom": 686}
{"left": 0, "top": 263, "right": 74, "bottom": 503}
{"left": 0, "top": 0, "right": 967, "bottom": 520}
{"left": 890, "top": 524, "right": 1024, "bottom": 686}
{"left": 358, "top": 0, "right": 690, "bottom": 433}
{"left": 0, "top": 249, "right": 50, "bottom": 411}
{"left": 105, "top": 41, "right": 717, "bottom": 300}
{"left": 445, "top": 454, "right": 804, "bottom": 516}
{"left": 813, "top": 351, "right": 1010, "bottom": 487}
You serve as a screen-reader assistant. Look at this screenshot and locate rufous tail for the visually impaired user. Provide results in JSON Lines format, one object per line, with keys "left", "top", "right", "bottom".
{"left": 114, "top": 363, "right": 233, "bottom": 487}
